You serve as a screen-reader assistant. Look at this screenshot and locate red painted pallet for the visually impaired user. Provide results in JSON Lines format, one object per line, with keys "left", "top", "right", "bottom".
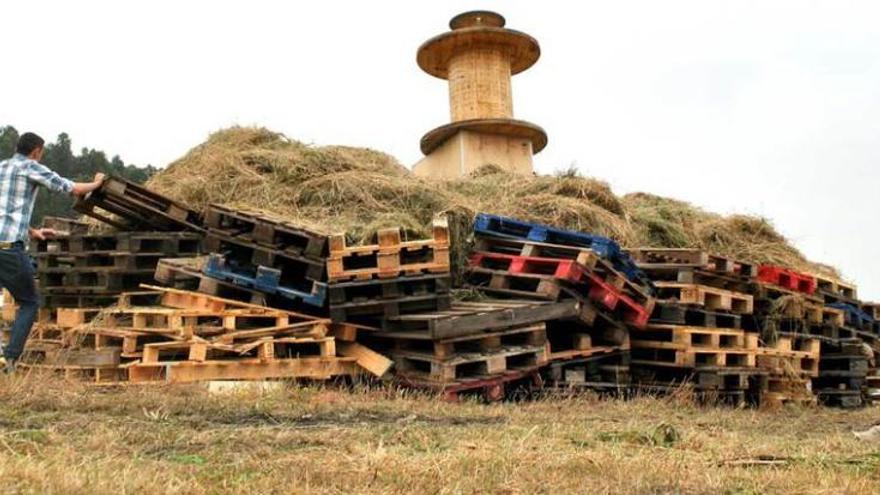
{"left": 757, "top": 265, "right": 816, "bottom": 295}
{"left": 468, "top": 252, "right": 652, "bottom": 328}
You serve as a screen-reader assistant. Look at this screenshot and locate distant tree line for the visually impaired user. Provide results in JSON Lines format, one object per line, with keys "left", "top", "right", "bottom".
{"left": 0, "top": 125, "right": 158, "bottom": 224}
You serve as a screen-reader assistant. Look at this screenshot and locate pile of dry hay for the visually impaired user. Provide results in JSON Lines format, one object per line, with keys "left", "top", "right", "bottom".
{"left": 147, "top": 126, "right": 835, "bottom": 277}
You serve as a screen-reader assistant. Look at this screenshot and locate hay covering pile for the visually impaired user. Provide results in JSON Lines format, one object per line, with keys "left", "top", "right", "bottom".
{"left": 148, "top": 126, "right": 833, "bottom": 276}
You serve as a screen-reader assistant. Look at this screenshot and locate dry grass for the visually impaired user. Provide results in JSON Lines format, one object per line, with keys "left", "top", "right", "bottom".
{"left": 0, "top": 371, "right": 878, "bottom": 494}
{"left": 145, "top": 126, "right": 839, "bottom": 278}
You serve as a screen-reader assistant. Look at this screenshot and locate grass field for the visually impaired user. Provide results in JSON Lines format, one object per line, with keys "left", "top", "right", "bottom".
{"left": 0, "top": 373, "right": 878, "bottom": 494}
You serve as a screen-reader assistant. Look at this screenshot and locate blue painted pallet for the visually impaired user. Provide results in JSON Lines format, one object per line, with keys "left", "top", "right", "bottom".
{"left": 473, "top": 213, "right": 654, "bottom": 291}
{"left": 203, "top": 254, "right": 327, "bottom": 307}
{"left": 827, "top": 302, "right": 875, "bottom": 328}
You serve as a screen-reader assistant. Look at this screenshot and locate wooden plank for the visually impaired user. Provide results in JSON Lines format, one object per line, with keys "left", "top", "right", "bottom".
{"left": 336, "top": 341, "right": 393, "bottom": 378}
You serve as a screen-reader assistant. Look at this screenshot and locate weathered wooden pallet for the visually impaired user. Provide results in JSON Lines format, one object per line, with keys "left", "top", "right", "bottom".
{"left": 327, "top": 274, "right": 452, "bottom": 324}
{"left": 809, "top": 272, "right": 858, "bottom": 301}
{"left": 205, "top": 231, "right": 326, "bottom": 283}
{"left": 626, "top": 248, "right": 758, "bottom": 277}
{"left": 55, "top": 306, "right": 294, "bottom": 337}
{"left": 330, "top": 295, "right": 452, "bottom": 327}
{"left": 545, "top": 316, "right": 629, "bottom": 361}
{"left": 466, "top": 267, "right": 565, "bottom": 300}
{"left": 32, "top": 231, "right": 203, "bottom": 255}
{"left": 38, "top": 268, "right": 157, "bottom": 293}
{"left": 543, "top": 351, "right": 631, "bottom": 390}
{"left": 654, "top": 282, "right": 753, "bottom": 314}
{"left": 204, "top": 204, "right": 327, "bottom": 260}
{"left": 631, "top": 324, "right": 758, "bottom": 351}
{"left": 474, "top": 236, "right": 655, "bottom": 296}
{"left": 36, "top": 252, "right": 177, "bottom": 271}
{"left": 139, "top": 335, "right": 336, "bottom": 364}
{"left": 391, "top": 344, "right": 548, "bottom": 383}
{"left": 327, "top": 218, "right": 450, "bottom": 282}
{"left": 650, "top": 302, "right": 742, "bottom": 329}
{"left": 634, "top": 266, "right": 751, "bottom": 293}
{"left": 74, "top": 176, "right": 205, "bottom": 232}
{"left": 631, "top": 346, "right": 756, "bottom": 368}
{"left": 39, "top": 292, "right": 127, "bottom": 309}
{"left": 381, "top": 299, "right": 584, "bottom": 339}
{"left": 467, "top": 267, "right": 652, "bottom": 327}
{"left": 378, "top": 323, "right": 547, "bottom": 361}
{"left": 127, "top": 356, "right": 358, "bottom": 383}
{"left": 17, "top": 362, "right": 128, "bottom": 384}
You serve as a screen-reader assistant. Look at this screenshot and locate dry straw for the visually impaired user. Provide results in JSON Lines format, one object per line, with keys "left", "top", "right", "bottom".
{"left": 146, "top": 126, "right": 837, "bottom": 277}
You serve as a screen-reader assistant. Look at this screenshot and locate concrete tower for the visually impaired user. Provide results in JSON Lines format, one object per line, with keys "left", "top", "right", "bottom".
{"left": 412, "top": 10, "right": 547, "bottom": 179}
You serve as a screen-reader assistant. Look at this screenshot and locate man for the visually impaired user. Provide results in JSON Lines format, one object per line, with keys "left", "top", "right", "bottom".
{"left": 0, "top": 132, "right": 105, "bottom": 373}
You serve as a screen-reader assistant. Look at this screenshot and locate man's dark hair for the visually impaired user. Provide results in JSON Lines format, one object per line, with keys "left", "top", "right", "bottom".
{"left": 16, "top": 132, "right": 45, "bottom": 156}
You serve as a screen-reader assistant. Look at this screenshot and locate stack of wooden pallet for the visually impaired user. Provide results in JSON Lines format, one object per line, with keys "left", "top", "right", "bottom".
{"left": 18, "top": 285, "right": 359, "bottom": 383}
{"left": 464, "top": 214, "right": 656, "bottom": 393}
{"left": 749, "top": 264, "right": 871, "bottom": 407}
{"left": 626, "top": 248, "right": 824, "bottom": 406}
{"left": 15, "top": 176, "right": 208, "bottom": 315}
{"left": 325, "top": 218, "right": 452, "bottom": 326}
{"left": 32, "top": 230, "right": 203, "bottom": 309}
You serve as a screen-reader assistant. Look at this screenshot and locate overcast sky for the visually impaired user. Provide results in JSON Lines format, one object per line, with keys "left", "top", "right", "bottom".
{"left": 4, "top": 1, "right": 879, "bottom": 299}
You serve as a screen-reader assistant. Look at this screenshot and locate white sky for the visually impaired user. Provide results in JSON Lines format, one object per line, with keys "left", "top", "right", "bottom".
{"left": 4, "top": 1, "right": 879, "bottom": 299}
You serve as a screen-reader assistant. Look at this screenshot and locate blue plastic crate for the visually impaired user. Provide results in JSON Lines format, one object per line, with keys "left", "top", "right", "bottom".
{"left": 203, "top": 254, "right": 326, "bottom": 307}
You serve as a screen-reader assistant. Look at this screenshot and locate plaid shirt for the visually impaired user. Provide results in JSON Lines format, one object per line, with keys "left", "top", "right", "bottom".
{"left": 0, "top": 153, "right": 75, "bottom": 242}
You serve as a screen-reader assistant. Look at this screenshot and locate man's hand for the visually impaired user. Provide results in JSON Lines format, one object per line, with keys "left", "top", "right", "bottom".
{"left": 29, "top": 228, "right": 58, "bottom": 241}
{"left": 72, "top": 173, "right": 107, "bottom": 197}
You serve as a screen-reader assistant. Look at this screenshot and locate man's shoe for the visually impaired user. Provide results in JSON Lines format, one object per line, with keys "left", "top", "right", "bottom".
{"left": 2, "top": 358, "right": 14, "bottom": 375}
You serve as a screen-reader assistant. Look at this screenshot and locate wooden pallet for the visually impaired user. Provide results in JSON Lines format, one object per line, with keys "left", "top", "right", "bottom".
{"left": 328, "top": 274, "right": 452, "bottom": 325}
{"left": 127, "top": 357, "right": 358, "bottom": 383}
{"left": 381, "top": 299, "right": 584, "bottom": 339}
{"left": 378, "top": 323, "right": 547, "bottom": 361}
{"left": 391, "top": 344, "right": 547, "bottom": 383}
{"left": 654, "top": 282, "right": 753, "bottom": 314}
{"left": 545, "top": 316, "right": 629, "bottom": 361}
{"left": 544, "top": 351, "right": 631, "bottom": 390}
{"left": 650, "top": 303, "right": 742, "bottom": 329}
{"left": 632, "top": 324, "right": 758, "bottom": 351}
{"left": 467, "top": 268, "right": 652, "bottom": 327}
{"left": 327, "top": 218, "right": 450, "bottom": 282}
{"left": 17, "top": 363, "right": 128, "bottom": 384}
{"left": 809, "top": 272, "right": 858, "bottom": 301}
{"left": 74, "top": 176, "right": 205, "bottom": 232}
{"left": 631, "top": 346, "right": 756, "bottom": 368}
{"left": 36, "top": 252, "right": 182, "bottom": 271}
{"left": 204, "top": 204, "right": 327, "bottom": 260}
{"left": 39, "top": 268, "right": 157, "bottom": 293}
{"left": 32, "top": 231, "right": 203, "bottom": 255}
{"left": 626, "top": 248, "right": 758, "bottom": 277}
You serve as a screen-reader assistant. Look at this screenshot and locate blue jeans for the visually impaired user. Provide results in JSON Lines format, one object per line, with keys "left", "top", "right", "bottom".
{"left": 0, "top": 244, "right": 38, "bottom": 361}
